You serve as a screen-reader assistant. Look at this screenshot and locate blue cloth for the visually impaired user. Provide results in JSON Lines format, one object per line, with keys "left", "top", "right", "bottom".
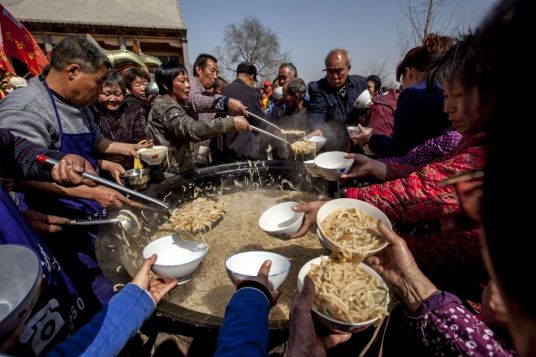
{"left": 214, "top": 287, "right": 271, "bottom": 357}
{"left": 48, "top": 283, "right": 155, "bottom": 357}
{"left": 307, "top": 75, "right": 368, "bottom": 151}
{"left": 368, "top": 80, "right": 450, "bottom": 157}
{"left": 0, "top": 187, "right": 85, "bottom": 356}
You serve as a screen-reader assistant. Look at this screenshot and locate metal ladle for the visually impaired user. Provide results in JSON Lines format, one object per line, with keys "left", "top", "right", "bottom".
{"left": 67, "top": 209, "right": 141, "bottom": 236}
{"left": 36, "top": 154, "right": 171, "bottom": 212}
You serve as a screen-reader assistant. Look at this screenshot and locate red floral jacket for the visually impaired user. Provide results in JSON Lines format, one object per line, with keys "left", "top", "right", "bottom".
{"left": 345, "top": 134, "right": 486, "bottom": 225}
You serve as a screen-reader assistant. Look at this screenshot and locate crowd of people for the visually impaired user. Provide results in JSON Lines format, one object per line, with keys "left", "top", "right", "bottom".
{"left": 0, "top": 0, "right": 534, "bottom": 355}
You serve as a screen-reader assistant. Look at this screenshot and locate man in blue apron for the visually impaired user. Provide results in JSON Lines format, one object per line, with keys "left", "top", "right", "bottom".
{"left": 0, "top": 36, "right": 151, "bottom": 315}
{"left": 0, "top": 128, "right": 98, "bottom": 355}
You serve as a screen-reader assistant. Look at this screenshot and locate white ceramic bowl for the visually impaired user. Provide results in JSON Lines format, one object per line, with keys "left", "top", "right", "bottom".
{"left": 137, "top": 146, "right": 168, "bottom": 165}
{"left": 316, "top": 198, "right": 391, "bottom": 256}
{"left": 305, "top": 136, "right": 327, "bottom": 151}
{"left": 258, "top": 201, "right": 304, "bottom": 238}
{"left": 353, "top": 89, "right": 372, "bottom": 109}
{"left": 0, "top": 245, "right": 42, "bottom": 335}
{"left": 346, "top": 126, "right": 373, "bottom": 137}
{"left": 225, "top": 251, "right": 291, "bottom": 290}
{"left": 297, "top": 256, "right": 389, "bottom": 333}
{"left": 314, "top": 151, "right": 354, "bottom": 181}
{"left": 143, "top": 234, "right": 209, "bottom": 283}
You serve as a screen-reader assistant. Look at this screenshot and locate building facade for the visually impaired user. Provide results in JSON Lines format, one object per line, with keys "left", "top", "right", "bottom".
{"left": 4, "top": 0, "right": 189, "bottom": 70}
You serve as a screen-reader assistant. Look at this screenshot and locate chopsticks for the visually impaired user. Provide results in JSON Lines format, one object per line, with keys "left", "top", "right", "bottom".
{"left": 250, "top": 125, "right": 291, "bottom": 146}
{"left": 440, "top": 170, "right": 485, "bottom": 186}
{"left": 246, "top": 110, "right": 285, "bottom": 133}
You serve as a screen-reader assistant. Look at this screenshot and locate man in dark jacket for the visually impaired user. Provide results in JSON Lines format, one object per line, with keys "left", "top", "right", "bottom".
{"left": 211, "top": 62, "right": 269, "bottom": 163}
{"left": 307, "top": 49, "right": 368, "bottom": 151}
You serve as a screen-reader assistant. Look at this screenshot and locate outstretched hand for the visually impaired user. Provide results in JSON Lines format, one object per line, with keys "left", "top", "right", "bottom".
{"left": 287, "top": 276, "right": 351, "bottom": 357}
{"left": 340, "top": 153, "right": 386, "bottom": 181}
{"left": 291, "top": 201, "right": 326, "bottom": 238}
{"left": 132, "top": 254, "right": 177, "bottom": 303}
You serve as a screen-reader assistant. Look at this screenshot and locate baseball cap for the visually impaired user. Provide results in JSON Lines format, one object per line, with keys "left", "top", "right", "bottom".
{"left": 236, "top": 62, "right": 257, "bottom": 81}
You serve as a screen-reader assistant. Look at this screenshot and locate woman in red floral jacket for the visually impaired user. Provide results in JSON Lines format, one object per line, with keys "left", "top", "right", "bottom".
{"left": 292, "top": 36, "right": 495, "bottom": 296}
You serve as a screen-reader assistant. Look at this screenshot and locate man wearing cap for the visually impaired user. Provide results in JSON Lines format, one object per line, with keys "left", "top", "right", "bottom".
{"left": 211, "top": 62, "right": 269, "bottom": 163}
{"left": 307, "top": 49, "right": 368, "bottom": 151}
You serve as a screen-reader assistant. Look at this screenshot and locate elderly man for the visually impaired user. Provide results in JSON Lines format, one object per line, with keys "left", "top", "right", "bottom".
{"left": 211, "top": 62, "right": 268, "bottom": 163}
{"left": 0, "top": 36, "right": 147, "bottom": 317}
{"left": 188, "top": 53, "right": 248, "bottom": 164}
{"left": 276, "top": 62, "right": 298, "bottom": 88}
{"left": 188, "top": 53, "right": 247, "bottom": 117}
{"left": 307, "top": 49, "right": 368, "bottom": 151}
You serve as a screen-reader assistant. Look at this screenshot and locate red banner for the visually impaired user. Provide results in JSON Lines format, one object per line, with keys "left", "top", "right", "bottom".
{"left": 0, "top": 44, "right": 15, "bottom": 74}
{"left": 0, "top": 5, "right": 48, "bottom": 76}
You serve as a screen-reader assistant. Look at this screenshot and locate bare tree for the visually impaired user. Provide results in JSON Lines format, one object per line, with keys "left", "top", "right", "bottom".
{"left": 397, "top": 0, "right": 465, "bottom": 56}
{"left": 213, "top": 15, "right": 289, "bottom": 82}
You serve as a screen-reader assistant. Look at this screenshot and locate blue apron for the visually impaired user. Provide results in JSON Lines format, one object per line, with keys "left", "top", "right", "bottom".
{"left": 17, "top": 81, "right": 114, "bottom": 315}
{"left": 43, "top": 80, "right": 106, "bottom": 220}
{"left": 0, "top": 187, "right": 88, "bottom": 356}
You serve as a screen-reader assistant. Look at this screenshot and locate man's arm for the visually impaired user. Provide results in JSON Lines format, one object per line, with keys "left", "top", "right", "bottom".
{"left": 0, "top": 128, "right": 63, "bottom": 181}
{"left": 0, "top": 107, "right": 55, "bottom": 148}
{"left": 164, "top": 108, "right": 236, "bottom": 142}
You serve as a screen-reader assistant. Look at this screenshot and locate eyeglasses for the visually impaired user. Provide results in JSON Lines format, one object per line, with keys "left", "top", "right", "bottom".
{"left": 323, "top": 67, "right": 347, "bottom": 76}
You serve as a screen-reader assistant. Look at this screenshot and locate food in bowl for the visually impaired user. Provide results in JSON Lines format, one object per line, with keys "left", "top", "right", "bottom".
{"left": 142, "top": 234, "right": 209, "bottom": 282}
{"left": 319, "top": 207, "right": 386, "bottom": 258}
{"left": 317, "top": 198, "right": 391, "bottom": 257}
{"left": 297, "top": 254, "right": 389, "bottom": 332}
{"left": 225, "top": 251, "right": 291, "bottom": 290}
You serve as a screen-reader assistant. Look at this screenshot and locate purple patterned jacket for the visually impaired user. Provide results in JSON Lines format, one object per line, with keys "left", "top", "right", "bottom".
{"left": 407, "top": 291, "right": 514, "bottom": 356}
{"left": 380, "top": 126, "right": 462, "bottom": 167}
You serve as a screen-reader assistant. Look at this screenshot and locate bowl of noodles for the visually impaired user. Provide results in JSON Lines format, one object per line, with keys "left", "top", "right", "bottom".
{"left": 297, "top": 254, "right": 389, "bottom": 333}
{"left": 137, "top": 146, "right": 168, "bottom": 165}
{"left": 317, "top": 198, "right": 391, "bottom": 258}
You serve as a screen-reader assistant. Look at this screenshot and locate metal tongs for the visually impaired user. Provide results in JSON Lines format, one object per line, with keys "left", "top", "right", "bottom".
{"left": 245, "top": 110, "right": 291, "bottom": 146}
{"left": 36, "top": 154, "right": 170, "bottom": 211}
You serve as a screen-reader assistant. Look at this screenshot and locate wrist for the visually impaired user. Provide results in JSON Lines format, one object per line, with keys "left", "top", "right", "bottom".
{"left": 399, "top": 272, "right": 438, "bottom": 312}
{"left": 370, "top": 161, "right": 387, "bottom": 180}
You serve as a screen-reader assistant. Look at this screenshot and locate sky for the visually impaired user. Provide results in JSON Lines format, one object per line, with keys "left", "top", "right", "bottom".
{"left": 180, "top": 0, "right": 499, "bottom": 85}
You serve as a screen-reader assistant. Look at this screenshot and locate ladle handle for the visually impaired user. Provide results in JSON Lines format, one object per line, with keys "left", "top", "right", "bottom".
{"left": 36, "top": 154, "right": 170, "bottom": 211}
{"left": 67, "top": 217, "right": 122, "bottom": 226}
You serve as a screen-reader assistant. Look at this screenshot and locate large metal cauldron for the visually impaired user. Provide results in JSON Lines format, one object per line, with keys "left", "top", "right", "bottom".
{"left": 96, "top": 160, "right": 332, "bottom": 335}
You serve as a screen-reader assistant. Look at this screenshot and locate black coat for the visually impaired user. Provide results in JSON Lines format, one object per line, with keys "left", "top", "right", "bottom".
{"left": 211, "top": 78, "right": 269, "bottom": 163}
